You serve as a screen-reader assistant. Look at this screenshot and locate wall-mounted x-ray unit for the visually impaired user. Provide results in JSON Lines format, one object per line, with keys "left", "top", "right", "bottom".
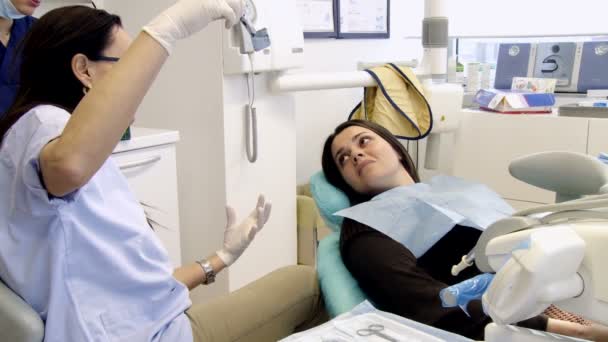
{"left": 222, "top": 0, "right": 305, "bottom": 74}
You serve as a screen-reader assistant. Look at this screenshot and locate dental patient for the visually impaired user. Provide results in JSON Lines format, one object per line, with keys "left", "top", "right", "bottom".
{"left": 321, "top": 119, "right": 608, "bottom": 341}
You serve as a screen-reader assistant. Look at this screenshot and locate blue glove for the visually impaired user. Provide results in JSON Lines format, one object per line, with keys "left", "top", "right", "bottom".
{"left": 598, "top": 152, "right": 608, "bottom": 165}
{"left": 439, "top": 273, "right": 494, "bottom": 316}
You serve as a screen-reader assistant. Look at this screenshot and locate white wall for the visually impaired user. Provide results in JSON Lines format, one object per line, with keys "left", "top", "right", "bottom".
{"left": 37, "top": 0, "right": 99, "bottom": 16}
{"left": 105, "top": 0, "right": 230, "bottom": 303}
{"left": 222, "top": 75, "right": 297, "bottom": 291}
{"left": 295, "top": 0, "right": 424, "bottom": 184}
{"left": 106, "top": 0, "right": 297, "bottom": 296}
{"left": 447, "top": 0, "right": 608, "bottom": 37}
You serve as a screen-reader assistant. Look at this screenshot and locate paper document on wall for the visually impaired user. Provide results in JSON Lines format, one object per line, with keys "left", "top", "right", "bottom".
{"left": 281, "top": 301, "right": 474, "bottom": 342}
{"left": 339, "top": 0, "right": 387, "bottom": 33}
{"left": 297, "top": 0, "right": 335, "bottom": 32}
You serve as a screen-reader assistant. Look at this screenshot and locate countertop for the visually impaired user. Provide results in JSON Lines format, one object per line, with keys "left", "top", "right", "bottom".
{"left": 113, "top": 127, "right": 180, "bottom": 154}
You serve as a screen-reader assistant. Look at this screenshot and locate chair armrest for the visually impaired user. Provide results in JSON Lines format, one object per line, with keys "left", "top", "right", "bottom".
{"left": 0, "top": 281, "right": 44, "bottom": 342}
{"left": 186, "top": 265, "right": 327, "bottom": 342}
{"left": 297, "top": 195, "right": 332, "bottom": 267}
{"left": 297, "top": 195, "right": 319, "bottom": 266}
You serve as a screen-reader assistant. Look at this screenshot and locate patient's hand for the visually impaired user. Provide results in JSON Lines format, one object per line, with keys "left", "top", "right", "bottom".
{"left": 547, "top": 318, "right": 608, "bottom": 341}
{"left": 587, "top": 322, "right": 608, "bottom": 342}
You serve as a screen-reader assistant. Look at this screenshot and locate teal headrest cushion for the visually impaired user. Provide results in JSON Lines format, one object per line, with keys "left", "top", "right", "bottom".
{"left": 317, "top": 232, "right": 368, "bottom": 317}
{"left": 309, "top": 171, "right": 350, "bottom": 232}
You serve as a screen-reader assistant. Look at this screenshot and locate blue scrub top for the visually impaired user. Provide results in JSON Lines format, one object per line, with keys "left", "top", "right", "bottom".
{"left": 0, "top": 105, "right": 193, "bottom": 341}
{"left": 0, "top": 16, "right": 35, "bottom": 117}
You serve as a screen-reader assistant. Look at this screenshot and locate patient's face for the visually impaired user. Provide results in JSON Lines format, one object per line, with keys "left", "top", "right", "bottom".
{"left": 331, "top": 126, "right": 414, "bottom": 195}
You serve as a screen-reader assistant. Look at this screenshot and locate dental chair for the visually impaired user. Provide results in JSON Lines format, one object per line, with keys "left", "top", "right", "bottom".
{"left": 0, "top": 197, "right": 328, "bottom": 342}
{"left": 0, "top": 280, "right": 44, "bottom": 342}
{"left": 304, "top": 152, "right": 608, "bottom": 336}
{"left": 1, "top": 266, "right": 325, "bottom": 342}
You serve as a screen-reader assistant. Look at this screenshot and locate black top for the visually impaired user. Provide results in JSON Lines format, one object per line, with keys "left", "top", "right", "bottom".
{"left": 340, "top": 220, "right": 548, "bottom": 340}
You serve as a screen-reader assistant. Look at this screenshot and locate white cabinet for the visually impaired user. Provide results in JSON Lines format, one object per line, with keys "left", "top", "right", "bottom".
{"left": 452, "top": 110, "right": 595, "bottom": 205}
{"left": 111, "top": 128, "right": 182, "bottom": 266}
{"left": 588, "top": 119, "right": 608, "bottom": 158}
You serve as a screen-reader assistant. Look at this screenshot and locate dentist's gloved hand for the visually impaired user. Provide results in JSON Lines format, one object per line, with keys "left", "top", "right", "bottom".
{"left": 143, "top": 0, "right": 244, "bottom": 54}
{"left": 216, "top": 194, "right": 272, "bottom": 266}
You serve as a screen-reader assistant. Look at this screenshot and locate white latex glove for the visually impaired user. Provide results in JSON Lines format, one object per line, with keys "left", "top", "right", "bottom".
{"left": 216, "top": 194, "right": 272, "bottom": 266}
{"left": 143, "top": 0, "right": 244, "bottom": 54}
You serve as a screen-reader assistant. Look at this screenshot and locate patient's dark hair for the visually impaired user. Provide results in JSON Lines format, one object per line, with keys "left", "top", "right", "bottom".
{"left": 0, "top": 6, "right": 122, "bottom": 147}
{"left": 321, "top": 120, "right": 420, "bottom": 206}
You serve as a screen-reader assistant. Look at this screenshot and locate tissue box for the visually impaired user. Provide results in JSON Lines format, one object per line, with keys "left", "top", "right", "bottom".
{"left": 474, "top": 89, "right": 555, "bottom": 114}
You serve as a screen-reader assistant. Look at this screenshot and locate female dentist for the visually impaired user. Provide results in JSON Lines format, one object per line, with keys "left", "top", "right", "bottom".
{"left": 0, "top": 0, "right": 39, "bottom": 116}
{"left": 0, "top": 1, "right": 285, "bottom": 341}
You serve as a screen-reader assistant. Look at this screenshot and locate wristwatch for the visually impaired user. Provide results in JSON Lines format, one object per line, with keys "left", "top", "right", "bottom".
{"left": 196, "top": 259, "right": 215, "bottom": 285}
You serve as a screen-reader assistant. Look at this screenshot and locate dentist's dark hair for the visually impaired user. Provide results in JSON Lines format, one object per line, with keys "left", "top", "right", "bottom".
{"left": 0, "top": 6, "right": 122, "bottom": 147}
{"left": 321, "top": 120, "right": 420, "bottom": 205}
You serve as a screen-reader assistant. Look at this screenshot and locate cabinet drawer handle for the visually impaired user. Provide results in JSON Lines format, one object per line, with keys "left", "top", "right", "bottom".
{"left": 118, "top": 155, "right": 161, "bottom": 170}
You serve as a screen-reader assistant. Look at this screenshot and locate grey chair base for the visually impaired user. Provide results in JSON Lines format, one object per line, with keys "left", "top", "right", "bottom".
{"left": 0, "top": 280, "right": 44, "bottom": 342}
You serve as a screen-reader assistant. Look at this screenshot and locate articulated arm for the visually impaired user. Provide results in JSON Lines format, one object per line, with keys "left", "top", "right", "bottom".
{"left": 482, "top": 226, "right": 585, "bottom": 325}
{"left": 482, "top": 222, "right": 608, "bottom": 326}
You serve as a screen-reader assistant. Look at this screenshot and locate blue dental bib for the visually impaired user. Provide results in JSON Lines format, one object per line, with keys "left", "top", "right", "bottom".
{"left": 335, "top": 175, "right": 514, "bottom": 258}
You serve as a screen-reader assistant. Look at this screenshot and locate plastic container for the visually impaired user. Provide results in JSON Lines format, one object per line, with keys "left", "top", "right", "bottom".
{"left": 466, "top": 62, "right": 480, "bottom": 93}
{"left": 447, "top": 56, "right": 458, "bottom": 83}
{"left": 480, "top": 63, "right": 492, "bottom": 89}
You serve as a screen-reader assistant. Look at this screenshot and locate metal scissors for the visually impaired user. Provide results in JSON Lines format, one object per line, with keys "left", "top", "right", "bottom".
{"left": 356, "top": 324, "right": 399, "bottom": 341}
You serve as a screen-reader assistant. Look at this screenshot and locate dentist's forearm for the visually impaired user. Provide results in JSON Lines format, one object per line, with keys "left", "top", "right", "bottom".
{"left": 41, "top": 33, "right": 167, "bottom": 196}
{"left": 173, "top": 254, "right": 227, "bottom": 291}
